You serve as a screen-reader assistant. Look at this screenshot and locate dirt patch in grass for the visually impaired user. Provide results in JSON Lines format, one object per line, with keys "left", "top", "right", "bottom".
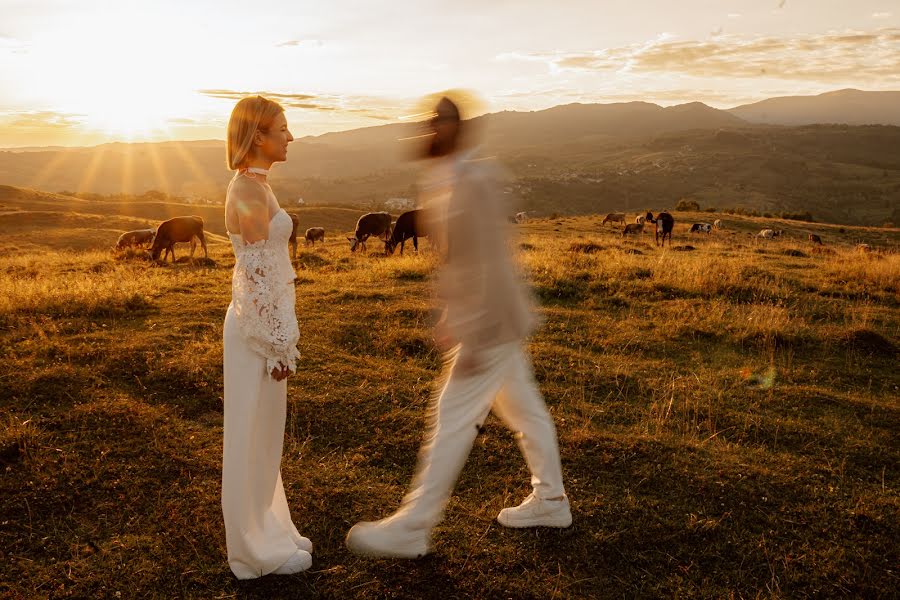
{"left": 839, "top": 328, "right": 897, "bottom": 356}
{"left": 569, "top": 241, "right": 605, "bottom": 254}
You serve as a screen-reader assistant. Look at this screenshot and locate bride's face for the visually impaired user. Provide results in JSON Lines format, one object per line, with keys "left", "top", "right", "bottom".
{"left": 256, "top": 112, "right": 293, "bottom": 163}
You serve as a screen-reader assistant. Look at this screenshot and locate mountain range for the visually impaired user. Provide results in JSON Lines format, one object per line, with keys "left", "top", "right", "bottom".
{"left": 0, "top": 89, "right": 898, "bottom": 226}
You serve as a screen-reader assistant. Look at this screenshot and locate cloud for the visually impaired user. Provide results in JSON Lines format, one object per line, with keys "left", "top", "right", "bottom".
{"left": 0, "top": 33, "right": 28, "bottom": 53}
{"left": 167, "top": 117, "right": 203, "bottom": 125}
{"left": 872, "top": 12, "right": 892, "bottom": 19}
{"left": 275, "top": 39, "right": 325, "bottom": 48}
{"left": 197, "top": 89, "right": 403, "bottom": 122}
{"left": 498, "top": 28, "right": 900, "bottom": 84}
{"left": 0, "top": 110, "right": 85, "bottom": 130}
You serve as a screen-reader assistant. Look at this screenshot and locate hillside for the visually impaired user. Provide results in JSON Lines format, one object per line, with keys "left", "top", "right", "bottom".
{"left": 0, "top": 203, "right": 897, "bottom": 598}
{"left": 729, "top": 89, "right": 900, "bottom": 126}
{"left": 0, "top": 185, "right": 365, "bottom": 252}
{"left": 506, "top": 125, "right": 900, "bottom": 226}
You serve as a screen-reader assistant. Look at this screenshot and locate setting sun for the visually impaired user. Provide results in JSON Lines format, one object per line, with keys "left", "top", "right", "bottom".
{"left": 2, "top": 0, "right": 898, "bottom": 148}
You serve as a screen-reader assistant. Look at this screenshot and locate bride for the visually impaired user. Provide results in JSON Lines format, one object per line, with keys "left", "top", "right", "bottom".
{"left": 221, "top": 95, "right": 311, "bottom": 578}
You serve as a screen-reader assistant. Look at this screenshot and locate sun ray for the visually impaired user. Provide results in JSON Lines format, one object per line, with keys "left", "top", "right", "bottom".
{"left": 145, "top": 142, "right": 179, "bottom": 221}
{"left": 171, "top": 139, "right": 219, "bottom": 201}
{"left": 120, "top": 143, "right": 135, "bottom": 196}
{"left": 29, "top": 149, "right": 75, "bottom": 192}
{"left": 75, "top": 144, "right": 108, "bottom": 195}
{"left": 146, "top": 142, "right": 172, "bottom": 196}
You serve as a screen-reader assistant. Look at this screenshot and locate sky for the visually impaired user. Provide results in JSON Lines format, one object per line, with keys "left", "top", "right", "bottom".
{"left": 0, "top": 0, "right": 898, "bottom": 147}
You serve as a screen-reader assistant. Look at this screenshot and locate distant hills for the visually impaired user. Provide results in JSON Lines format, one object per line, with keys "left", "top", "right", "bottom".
{"left": 0, "top": 90, "right": 898, "bottom": 226}
{"left": 728, "top": 89, "right": 900, "bottom": 126}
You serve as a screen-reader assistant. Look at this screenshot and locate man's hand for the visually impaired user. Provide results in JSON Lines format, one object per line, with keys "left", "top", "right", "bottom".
{"left": 433, "top": 318, "right": 456, "bottom": 352}
{"left": 271, "top": 363, "right": 292, "bottom": 381}
{"left": 455, "top": 350, "right": 485, "bottom": 378}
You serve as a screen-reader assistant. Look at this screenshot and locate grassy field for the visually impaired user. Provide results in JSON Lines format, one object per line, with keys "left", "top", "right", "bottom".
{"left": 1, "top": 191, "right": 898, "bottom": 598}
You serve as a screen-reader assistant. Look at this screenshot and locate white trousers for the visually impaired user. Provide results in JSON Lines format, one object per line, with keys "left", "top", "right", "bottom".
{"left": 395, "top": 340, "right": 566, "bottom": 529}
{"left": 221, "top": 304, "right": 305, "bottom": 579}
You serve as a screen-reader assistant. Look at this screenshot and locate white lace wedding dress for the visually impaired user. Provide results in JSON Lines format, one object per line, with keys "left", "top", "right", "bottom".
{"left": 221, "top": 185, "right": 307, "bottom": 579}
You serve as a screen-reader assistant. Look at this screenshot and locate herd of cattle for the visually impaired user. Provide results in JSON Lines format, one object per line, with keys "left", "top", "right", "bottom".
{"left": 114, "top": 208, "right": 435, "bottom": 262}
{"left": 600, "top": 211, "right": 841, "bottom": 248}
{"left": 113, "top": 207, "right": 861, "bottom": 261}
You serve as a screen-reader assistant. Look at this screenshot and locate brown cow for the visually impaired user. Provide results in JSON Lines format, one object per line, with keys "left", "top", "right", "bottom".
{"left": 116, "top": 228, "right": 155, "bottom": 250}
{"left": 150, "top": 216, "right": 207, "bottom": 262}
{"left": 348, "top": 212, "right": 392, "bottom": 252}
{"left": 288, "top": 213, "right": 300, "bottom": 258}
{"left": 305, "top": 227, "right": 325, "bottom": 245}
{"left": 622, "top": 222, "right": 644, "bottom": 236}
{"left": 601, "top": 212, "right": 626, "bottom": 226}
{"left": 808, "top": 233, "right": 823, "bottom": 245}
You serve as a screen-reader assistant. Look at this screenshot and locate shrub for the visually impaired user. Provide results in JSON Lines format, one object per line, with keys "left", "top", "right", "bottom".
{"left": 780, "top": 211, "right": 815, "bottom": 222}
{"left": 675, "top": 199, "right": 701, "bottom": 211}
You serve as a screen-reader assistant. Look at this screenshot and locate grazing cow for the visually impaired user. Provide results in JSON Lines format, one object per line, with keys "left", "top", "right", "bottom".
{"left": 644, "top": 211, "right": 655, "bottom": 223}
{"left": 856, "top": 243, "right": 871, "bottom": 253}
{"left": 622, "top": 222, "right": 644, "bottom": 236}
{"left": 650, "top": 211, "right": 674, "bottom": 246}
{"left": 380, "top": 221, "right": 396, "bottom": 244}
{"left": 713, "top": 219, "right": 723, "bottom": 229}
{"left": 757, "top": 229, "right": 778, "bottom": 239}
{"left": 305, "top": 227, "right": 325, "bottom": 246}
{"left": 515, "top": 211, "right": 528, "bottom": 224}
{"left": 808, "top": 233, "right": 823, "bottom": 245}
{"left": 384, "top": 209, "right": 428, "bottom": 255}
{"left": 347, "top": 212, "right": 392, "bottom": 253}
{"left": 116, "top": 228, "right": 155, "bottom": 250}
{"left": 635, "top": 215, "right": 646, "bottom": 225}
{"left": 288, "top": 213, "right": 300, "bottom": 258}
{"left": 602, "top": 212, "right": 626, "bottom": 226}
{"left": 689, "top": 223, "right": 712, "bottom": 234}
{"left": 150, "top": 216, "right": 207, "bottom": 262}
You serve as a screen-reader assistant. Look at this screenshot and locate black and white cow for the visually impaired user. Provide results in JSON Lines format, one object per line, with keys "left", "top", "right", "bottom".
{"left": 653, "top": 211, "right": 675, "bottom": 247}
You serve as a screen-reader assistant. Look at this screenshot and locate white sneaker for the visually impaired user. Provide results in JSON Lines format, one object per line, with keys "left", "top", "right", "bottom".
{"left": 497, "top": 494, "right": 572, "bottom": 528}
{"left": 345, "top": 517, "right": 430, "bottom": 559}
{"left": 296, "top": 536, "right": 313, "bottom": 554}
{"left": 272, "top": 549, "right": 312, "bottom": 575}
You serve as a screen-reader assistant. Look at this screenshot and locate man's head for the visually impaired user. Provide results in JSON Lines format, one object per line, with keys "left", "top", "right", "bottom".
{"left": 410, "top": 89, "right": 484, "bottom": 160}
{"left": 425, "top": 96, "right": 461, "bottom": 158}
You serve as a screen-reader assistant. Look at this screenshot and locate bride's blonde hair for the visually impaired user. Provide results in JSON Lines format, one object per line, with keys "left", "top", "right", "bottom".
{"left": 225, "top": 95, "right": 285, "bottom": 170}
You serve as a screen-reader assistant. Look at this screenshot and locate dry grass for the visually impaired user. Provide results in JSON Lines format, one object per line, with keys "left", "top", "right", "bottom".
{"left": 1, "top": 210, "right": 898, "bottom": 599}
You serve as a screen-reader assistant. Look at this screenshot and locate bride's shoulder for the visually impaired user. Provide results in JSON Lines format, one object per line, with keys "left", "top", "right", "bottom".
{"left": 228, "top": 175, "right": 268, "bottom": 200}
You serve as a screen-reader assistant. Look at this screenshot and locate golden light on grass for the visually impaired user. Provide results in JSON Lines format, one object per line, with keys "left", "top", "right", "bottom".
{"left": 0, "top": 202, "right": 897, "bottom": 598}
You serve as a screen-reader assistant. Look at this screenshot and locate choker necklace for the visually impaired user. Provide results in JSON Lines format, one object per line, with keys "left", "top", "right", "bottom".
{"left": 240, "top": 166, "right": 269, "bottom": 178}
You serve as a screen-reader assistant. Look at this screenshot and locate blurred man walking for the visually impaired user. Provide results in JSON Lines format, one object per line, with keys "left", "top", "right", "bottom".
{"left": 346, "top": 92, "right": 571, "bottom": 559}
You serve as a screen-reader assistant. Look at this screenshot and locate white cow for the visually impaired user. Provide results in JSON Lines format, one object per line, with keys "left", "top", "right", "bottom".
{"left": 515, "top": 211, "right": 528, "bottom": 224}
{"left": 713, "top": 219, "right": 722, "bottom": 229}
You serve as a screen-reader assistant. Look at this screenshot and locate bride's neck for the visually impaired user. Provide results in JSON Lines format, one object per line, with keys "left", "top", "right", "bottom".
{"left": 243, "top": 157, "right": 273, "bottom": 180}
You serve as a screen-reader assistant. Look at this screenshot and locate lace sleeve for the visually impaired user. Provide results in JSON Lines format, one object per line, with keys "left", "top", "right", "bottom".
{"left": 231, "top": 240, "right": 300, "bottom": 377}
